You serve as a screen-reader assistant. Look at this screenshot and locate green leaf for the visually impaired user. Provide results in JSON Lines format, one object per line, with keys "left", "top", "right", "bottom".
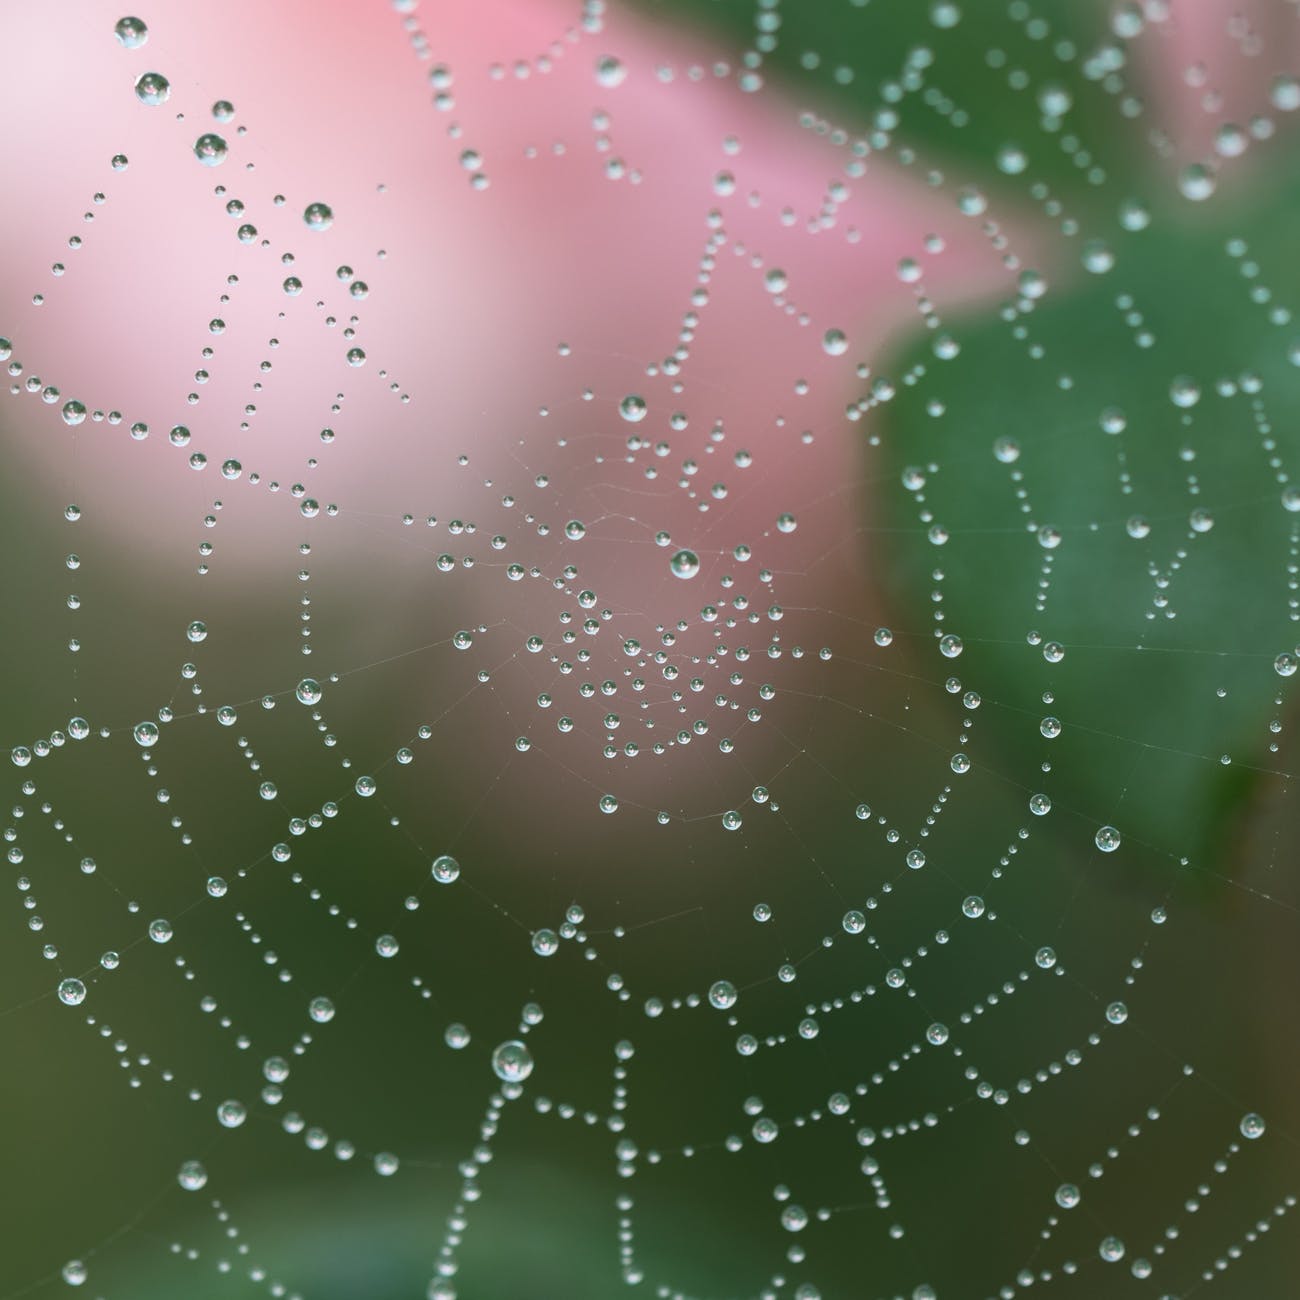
{"left": 876, "top": 164, "right": 1300, "bottom": 873}
{"left": 633, "top": 0, "right": 1128, "bottom": 195}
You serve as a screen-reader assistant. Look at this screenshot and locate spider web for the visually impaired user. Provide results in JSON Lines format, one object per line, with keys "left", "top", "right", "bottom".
{"left": 0, "top": 1, "right": 1297, "bottom": 1298}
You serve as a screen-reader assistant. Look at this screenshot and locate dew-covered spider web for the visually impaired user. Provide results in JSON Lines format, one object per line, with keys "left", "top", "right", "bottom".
{"left": 1, "top": 0, "right": 1299, "bottom": 1297}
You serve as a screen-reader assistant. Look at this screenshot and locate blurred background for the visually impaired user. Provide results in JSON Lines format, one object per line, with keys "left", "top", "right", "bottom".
{"left": 1, "top": 0, "right": 1298, "bottom": 1296}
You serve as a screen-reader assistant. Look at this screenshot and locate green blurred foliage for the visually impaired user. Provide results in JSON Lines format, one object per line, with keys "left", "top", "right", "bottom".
{"left": 877, "top": 157, "right": 1300, "bottom": 871}
{"left": 640, "top": 0, "right": 1126, "bottom": 194}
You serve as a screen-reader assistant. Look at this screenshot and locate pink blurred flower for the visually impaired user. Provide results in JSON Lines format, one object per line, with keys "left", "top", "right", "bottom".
{"left": 0, "top": 0, "right": 1033, "bottom": 807}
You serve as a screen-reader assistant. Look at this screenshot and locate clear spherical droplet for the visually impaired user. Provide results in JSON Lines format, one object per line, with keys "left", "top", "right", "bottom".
{"left": 708, "top": 979, "right": 738, "bottom": 1010}
{"left": 431, "top": 854, "right": 460, "bottom": 884}
{"left": 619, "top": 394, "right": 647, "bottom": 423}
{"left": 133, "top": 71, "right": 170, "bottom": 105}
{"left": 216, "top": 1098, "right": 246, "bottom": 1128}
{"left": 1094, "top": 825, "right": 1121, "bottom": 853}
{"left": 304, "top": 202, "right": 334, "bottom": 230}
{"left": 491, "top": 1038, "right": 534, "bottom": 1083}
{"left": 193, "top": 133, "right": 228, "bottom": 166}
{"left": 114, "top": 16, "right": 148, "bottom": 48}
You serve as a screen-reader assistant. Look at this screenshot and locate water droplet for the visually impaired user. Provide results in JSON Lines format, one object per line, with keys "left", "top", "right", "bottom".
{"left": 304, "top": 202, "right": 334, "bottom": 231}
{"left": 1115, "top": 205, "right": 1149, "bottom": 240}
{"left": 781, "top": 1204, "right": 808, "bottom": 1231}
{"left": 670, "top": 549, "right": 700, "bottom": 579}
{"left": 708, "top": 979, "right": 738, "bottom": 1010}
{"left": 133, "top": 72, "right": 170, "bottom": 105}
{"left": 997, "top": 143, "right": 1027, "bottom": 174}
{"left": 431, "top": 854, "right": 460, "bottom": 884}
{"left": 1037, "top": 83, "right": 1072, "bottom": 117}
{"left": 193, "top": 133, "right": 228, "bottom": 166}
{"left": 308, "top": 996, "right": 335, "bottom": 1023}
{"left": 1082, "top": 240, "right": 1114, "bottom": 274}
{"left": 114, "top": 16, "right": 148, "bottom": 48}
{"left": 1178, "top": 163, "right": 1216, "bottom": 202}
{"left": 595, "top": 55, "right": 626, "bottom": 88}
{"left": 491, "top": 1039, "right": 534, "bottom": 1083}
{"left": 216, "top": 1099, "right": 246, "bottom": 1128}
{"left": 1271, "top": 75, "right": 1300, "bottom": 113}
